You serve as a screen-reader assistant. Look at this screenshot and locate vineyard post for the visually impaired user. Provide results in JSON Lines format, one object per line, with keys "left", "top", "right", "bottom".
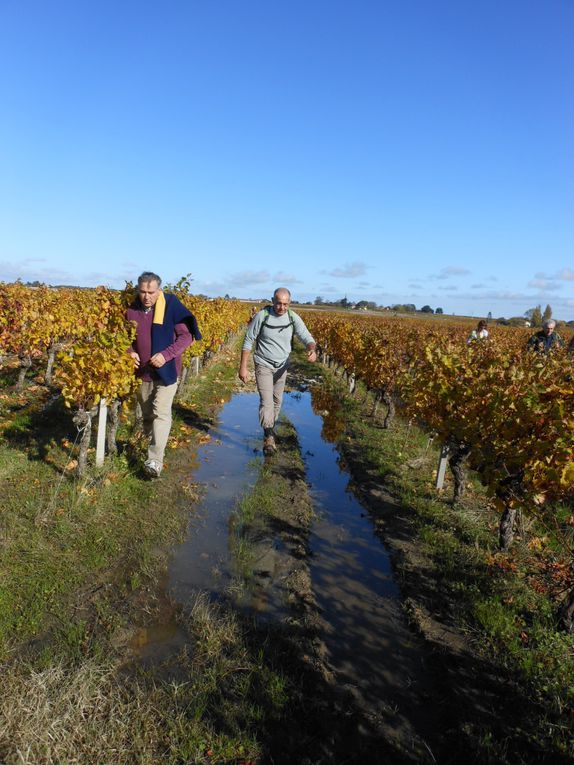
{"left": 95, "top": 398, "right": 107, "bottom": 467}
{"left": 436, "top": 444, "right": 449, "bottom": 489}
{"left": 177, "top": 366, "right": 189, "bottom": 397}
{"left": 348, "top": 372, "right": 356, "bottom": 394}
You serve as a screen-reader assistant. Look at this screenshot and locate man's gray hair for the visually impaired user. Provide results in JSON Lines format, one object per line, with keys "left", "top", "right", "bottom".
{"left": 543, "top": 319, "right": 556, "bottom": 329}
{"left": 138, "top": 271, "right": 162, "bottom": 287}
{"left": 273, "top": 287, "right": 291, "bottom": 300}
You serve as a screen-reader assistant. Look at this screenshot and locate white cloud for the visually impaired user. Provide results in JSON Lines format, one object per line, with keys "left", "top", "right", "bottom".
{"left": 324, "top": 261, "right": 369, "bottom": 278}
{"left": 228, "top": 270, "right": 270, "bottom": 286}
{"left": 528, "top": 278, "right": 563, "bottom": 292}
{"left": 272, "top": 272, "right": 302, "bottom": 284}
{"left": 529, "top": 268, "right": 574, "bottom": 290}
{"left": 0, "top": 260, "right": 78, "bottom": 285}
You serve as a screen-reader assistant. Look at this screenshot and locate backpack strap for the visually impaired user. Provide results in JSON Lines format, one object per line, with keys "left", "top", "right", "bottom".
{"left": 256, "top": 307, "right": 296, "bottom": 348}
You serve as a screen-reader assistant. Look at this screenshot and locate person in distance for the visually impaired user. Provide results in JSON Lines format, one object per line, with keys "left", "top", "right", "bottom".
{"left": 467, "top": 319, "right": 489, "bottom": 344}
{"left": 526, "top": 319, "right": 564, "bottom": 354}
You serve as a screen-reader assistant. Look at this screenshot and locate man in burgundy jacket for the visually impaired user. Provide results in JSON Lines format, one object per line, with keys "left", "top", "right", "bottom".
{"left": 128, "top": 271, "right": 200, "bottom": 477}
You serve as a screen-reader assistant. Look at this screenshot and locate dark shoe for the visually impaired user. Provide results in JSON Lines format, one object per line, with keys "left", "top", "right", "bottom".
{"left": 263, "top": 435, "right": 277, "bottom": 455}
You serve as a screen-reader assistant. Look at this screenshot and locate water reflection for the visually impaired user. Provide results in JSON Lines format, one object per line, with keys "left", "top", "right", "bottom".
{"left": 283, "top": 390, "right": 435, "bottom": 746}
{"left": 309, "top": 384, "right": 347, "bottom": 443}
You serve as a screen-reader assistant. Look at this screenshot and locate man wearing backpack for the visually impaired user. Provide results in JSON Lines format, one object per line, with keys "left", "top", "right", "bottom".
{"left": 238, "top": 287, "right": 316, "bottom": 454}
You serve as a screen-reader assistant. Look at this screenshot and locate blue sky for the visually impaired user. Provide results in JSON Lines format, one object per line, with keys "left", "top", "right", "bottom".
{"left": 1, "top": 0, "right": 573, "bottom": 318}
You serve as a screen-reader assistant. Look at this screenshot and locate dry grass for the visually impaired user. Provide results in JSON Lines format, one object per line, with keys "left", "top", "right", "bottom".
{"left": 0, "top": 593, "right": 264, "bottom": 765}
{"left": 0, "top": 660, "right": 163, "bottom": 765}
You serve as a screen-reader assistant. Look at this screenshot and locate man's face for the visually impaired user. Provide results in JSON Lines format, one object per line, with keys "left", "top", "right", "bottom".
{"left": 138, "top": 280, "right": 161, "bottom": 309}
{"left": 273, "top": 291, "right": 290, "bottom": 316}
{"left": 544, "top": 323, "right": 555, "bottom": 335}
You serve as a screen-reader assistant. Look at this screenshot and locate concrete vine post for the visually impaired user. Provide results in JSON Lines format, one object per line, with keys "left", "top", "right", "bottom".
{"left": 95, "top": 398, "right": 107, "bottom": 467}
{"left": 348, "top": 372, "right": 356, "bottom": 394}
{"left": 435, "top": 444, "right": 449, "bottom": 489}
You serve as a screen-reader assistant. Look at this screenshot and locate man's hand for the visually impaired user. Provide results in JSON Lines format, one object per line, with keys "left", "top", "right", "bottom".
{"left": 149, "top": 352, "right": 167, "bottom": 368}
{"left": 307, "top": 347, "right": 317, "bottom": 363}
{"left": 238, "top": 365, "right": 249, "bottom": 383}
{"left": 129, "top": 350, "right": 141, "bottom": 369}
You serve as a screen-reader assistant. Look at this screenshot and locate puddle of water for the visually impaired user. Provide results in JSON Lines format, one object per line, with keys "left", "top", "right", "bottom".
{"left": 168, "top": 394, "right": 262, "bottom": 602}
{"left": 131, "top": 394, "right": 263, "bottom": 658}
{"left": 283, "top": 389, "right": 437, "bottom": 746}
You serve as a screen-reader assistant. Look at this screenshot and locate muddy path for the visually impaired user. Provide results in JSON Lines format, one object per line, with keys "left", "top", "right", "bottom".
{"left": 128, "top": 377, "right": 442, "bottom": 762}
{"left": 126, "top": 361, "right": 561, "bottom": 764}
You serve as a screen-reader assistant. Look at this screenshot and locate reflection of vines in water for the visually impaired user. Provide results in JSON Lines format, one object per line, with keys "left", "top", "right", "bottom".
{"left": 310, "top": 385, "right": 346, "bottom": 444}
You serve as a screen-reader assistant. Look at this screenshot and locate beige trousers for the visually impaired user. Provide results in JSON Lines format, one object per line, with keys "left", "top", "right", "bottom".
{"left": 254, "top": 362, "right": 288, "bottom": 429}
{"left": 137, "top": 380, "right": 178, "bottom": 466}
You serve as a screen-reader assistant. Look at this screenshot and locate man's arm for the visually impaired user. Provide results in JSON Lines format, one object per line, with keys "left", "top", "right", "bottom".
{"left": 238, "top": 348, "right": 251, "bottom": 383}
{"left": 292, "top": 313, "right": 317, "bottom": 362}
{"left": 239, "top": 311, "right": 266, "bottom": 381}
{"left": 150, "top": 322, "right": 193, "bottom": 368}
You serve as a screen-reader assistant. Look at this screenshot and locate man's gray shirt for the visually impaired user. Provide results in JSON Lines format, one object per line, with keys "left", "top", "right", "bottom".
{"left": 243, "top": 308, "right": 315, "bottom": 370}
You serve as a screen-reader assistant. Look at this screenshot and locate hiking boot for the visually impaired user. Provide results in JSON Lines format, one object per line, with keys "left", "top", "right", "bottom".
{"left": 263, "top": 435, "right": 277, "bottom": 455}
{"left": 143, "top": 459, "right": 162, "bottom": 478}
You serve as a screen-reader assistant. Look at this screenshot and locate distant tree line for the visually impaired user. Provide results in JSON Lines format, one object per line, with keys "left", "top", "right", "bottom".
{"left": 311, "top": 297, "right": 574, "bottom": 326}
{"left": 313, "top": 297, "right": 444, "bottom": 314}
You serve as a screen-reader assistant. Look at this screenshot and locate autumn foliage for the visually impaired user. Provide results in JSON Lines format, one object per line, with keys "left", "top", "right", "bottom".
{"left": 0, "top": 280, "right": 250, "bottom": 411}
{"left": 303, "top": 311, "right": 574, "bottom": 530}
